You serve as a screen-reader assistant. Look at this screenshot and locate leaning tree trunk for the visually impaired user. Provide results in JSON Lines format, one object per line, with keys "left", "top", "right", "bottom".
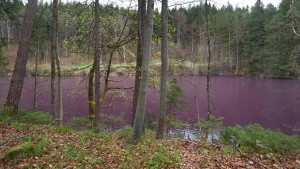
{"left": 5, "top": 0, "right": 38, "bottom": 113}
{"left": 94, "top": 0, "right": 101, "bottom": 126}
{"left": 156, "top": 0, "right": 168, "bottom": 140}
{"left": 132, "top": 0, "right": 155, "bottom": 141}
{"left": 131, "top": 0, "right": 146, "bottom": 126}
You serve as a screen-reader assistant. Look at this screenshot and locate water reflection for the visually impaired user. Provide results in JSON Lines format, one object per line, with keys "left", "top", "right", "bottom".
{"left": 0, "top": 76, "right": 299, "bottom": 135}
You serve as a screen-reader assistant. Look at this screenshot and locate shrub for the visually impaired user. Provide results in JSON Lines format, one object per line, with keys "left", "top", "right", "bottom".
{"left": 0, "top": 40, "right": 8, "bottom": 75}
{"left": 195, "top": 115, "right": 224, "bottom": 142}
{"left": 18, "top": 111, "right": 53, "bottom": 125}
{"left": 0, "top": 110, "right": 53, "bottom": 124}
{"left": 65, "top": 116, "right": 89, "bottom": 131}
{"left": 145, "top": 118, "right": 157, "bottom": 130}
{"left": 116, "top": 125, "right": 132, "bottom": 139}
{"left": 220, "top": 124, "right": 300, "bottom": 154}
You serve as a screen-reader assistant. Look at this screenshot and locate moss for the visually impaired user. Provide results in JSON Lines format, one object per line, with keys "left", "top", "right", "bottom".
{"left": 3, "top": 135, "right": 51, "bottom": 161}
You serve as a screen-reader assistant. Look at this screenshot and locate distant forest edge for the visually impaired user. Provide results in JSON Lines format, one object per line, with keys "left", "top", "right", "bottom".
{"left": 1, "top": 0, "right": 300, "bottom": 79}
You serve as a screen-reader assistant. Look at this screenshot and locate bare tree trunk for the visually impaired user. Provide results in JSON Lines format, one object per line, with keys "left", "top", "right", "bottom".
{"left": 56, "top": 49, "right": 63, "bottom": 125}
{"left": 34, "top": 8, "right": 45, "bottom": 110}
{"left": 205, "top": 0, "right": 212, "bottom": 120}
{"left": 54, "top": 0, "right": 63, "bottom": 125}
{"left": 131, "top": 0, "right": 146, "bottom": 126}
{"left": 94, "top": 0, "right": 101, "bottom": 126}
{"left": 34, "top": 39, "right": 39, "bottom": 110}
{"left": 6, "top": 20, "right": 10, "bottom": 52}
{"left": 132, "top": 0, "right": 155, "bottom": 141}
{"left": 1, "top": 21, "right": 4, "bottom": 38}
{"left": 291, "top": 0, "right": 300, "bottom": 38}
{"left": 64, "top": 9, "right": 68, "bottom": 57}
{"left": 51, "top": 0, "right": 58, "bottom": 120}
{"left": 228, "top": 29, "right": 232, "bottom": 69}
{"left": 88, "top": 62, "right": 95, "bottom": 128}
{"left": 123, "top": 45, "right": 126, "bottom": 64}
{"left": 45, "top": 44, "right": 48, "bottom": 64}
{"left": 156, "top": 0, "right": 168, "bottom": 140}
{"left": 235, "top": 17, "right": 239, "bottom": 75}
{"left": 5, "top": 0, "right": 38, "bottom": 113}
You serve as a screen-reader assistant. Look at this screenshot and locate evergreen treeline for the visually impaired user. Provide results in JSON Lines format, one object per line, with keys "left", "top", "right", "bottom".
{"left": 1, "top": 0, "right": 300, "bottom": 78}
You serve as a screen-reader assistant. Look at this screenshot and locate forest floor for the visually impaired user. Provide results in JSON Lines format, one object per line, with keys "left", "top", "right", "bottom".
{"left": 0, "top": 122, "right": 299, "bottom": 169}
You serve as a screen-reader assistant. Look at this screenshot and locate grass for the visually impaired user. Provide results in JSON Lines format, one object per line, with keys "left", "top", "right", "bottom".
{"left": 2, "top": 134, "right": 51, "bottom": 161}
{"left": 0, "top": 109, "right": 53, "bottom": 125}
{"left": 0, "top": 121, "right": 182, "bottom": 168}
{"left": 220, "top": 124, "right": 300, "bottom": 154}
{"left": 0, "top": 110, "right": 299, "bottom": 168}
{"left": 26, "top": 59, "right": 208, "bottom": 77}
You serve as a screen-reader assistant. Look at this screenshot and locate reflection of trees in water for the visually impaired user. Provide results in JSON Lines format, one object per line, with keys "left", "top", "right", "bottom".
{"left": 67, "top": 76, "right": 133, "bottom": 107}
{"left": 68, "top": 77, "right": 88, "bottom": 104}
{"left": 260, "top": 80, "right": 300, "bottom": 135}
{"left": 22, "top": 78, "right": 50, "bottom": 109}
{"left": 282, "top": 123, "right": 300, "bottom": 135}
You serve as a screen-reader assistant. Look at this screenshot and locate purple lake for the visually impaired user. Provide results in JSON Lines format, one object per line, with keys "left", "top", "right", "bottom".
{"left": 0, "top": 76, "right": 299, "bottom": 134}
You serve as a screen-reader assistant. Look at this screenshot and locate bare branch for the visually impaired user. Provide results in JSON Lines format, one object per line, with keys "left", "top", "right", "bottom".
{"left": 291, "top": 0, "right": 300, "bottom": 38}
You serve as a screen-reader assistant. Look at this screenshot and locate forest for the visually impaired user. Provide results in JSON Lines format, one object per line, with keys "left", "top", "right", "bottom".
{"left": 0, "top": 0, "right": 300, "bottom": 168}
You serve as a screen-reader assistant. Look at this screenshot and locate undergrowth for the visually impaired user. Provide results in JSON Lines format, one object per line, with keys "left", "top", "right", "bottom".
{"left": 0, "top": 109, "right": 53, "bottom": 125}
{"left": 220, "top": 124, "right": 300, "bottom": 155}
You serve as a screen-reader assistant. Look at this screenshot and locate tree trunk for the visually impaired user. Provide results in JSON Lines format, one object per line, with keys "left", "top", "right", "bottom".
{"left": 34, "top": 41, "right": 39, "bottom": 110}
{"left": 6, "top": 20, "right": 10, "bottom": 52}
{"left": 1, "top": 21, "right": 3, "bottom": 38}
{"left": 5, "top": 0, "right": 38, "bottom": 113}
{"left": 132, "top": 0, "right": 154, "bottom": 141}
{"left": 235, "top": 17, "right": 239, "bottom": 75}
{"left": 156, "top": 0, "right": 168, "bottom": 140}
{"left": 131, "top": 0, "right": 146, "bottom": 126}
{"left": 88, "top": 62, "right": 95, "bottom": 128}
{"left": 94, "top": 0, "right": 101, "bottom": 126}
{"left": 34, "top": 7, "right": 45, "bottom": 110}
{"left": 53, "top": 0, "right": 63, "bottom": 125}
{"left": 56, "top": 50, "right": 63, "bottom": 125}
{"left": 205, "top": 0, "right": 212, "bottom": 120}
{"left": 51, "top": 0, "right": 58, "bottom": 120}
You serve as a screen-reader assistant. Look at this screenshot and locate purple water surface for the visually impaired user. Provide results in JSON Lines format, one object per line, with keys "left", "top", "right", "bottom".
{"left": 0, "top": 76, "right": 299, "bottom": 134}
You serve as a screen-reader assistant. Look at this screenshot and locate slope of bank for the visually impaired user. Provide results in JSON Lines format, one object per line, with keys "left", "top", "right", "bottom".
{"left": 0, "top": 122, "right": 299, "bottom": 169}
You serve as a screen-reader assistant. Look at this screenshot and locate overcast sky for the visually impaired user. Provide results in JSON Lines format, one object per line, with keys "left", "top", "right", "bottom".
{"left": 95, "top": 0, "right": 281, "bottom": 8}
{"left": 210, "top": 0, "right": 281, "bottom": 8}
{"left": 25, "top": 0, "right": 282, "bottom": 9}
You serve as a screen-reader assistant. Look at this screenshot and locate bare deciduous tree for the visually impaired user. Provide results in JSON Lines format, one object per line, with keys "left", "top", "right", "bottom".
{"left": 51, "top": 0, "right": 58, "bottom": 119}
{"left": 156, "top": 0, "right": 168, "bottom": 140}
{"left": 5, "top": 0, "right": 38, "bottom": 113}
{"left": 132, "top": 0, "right": 146, "bottom": 126}
{"left": 94, "top": 0, "right": 101, "bottom": 126}
{"left": 132, "top": 0, "right": 155, "bottom": 141}
{"left": 205, "top": 0, "right": 212, "bottom": 120}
